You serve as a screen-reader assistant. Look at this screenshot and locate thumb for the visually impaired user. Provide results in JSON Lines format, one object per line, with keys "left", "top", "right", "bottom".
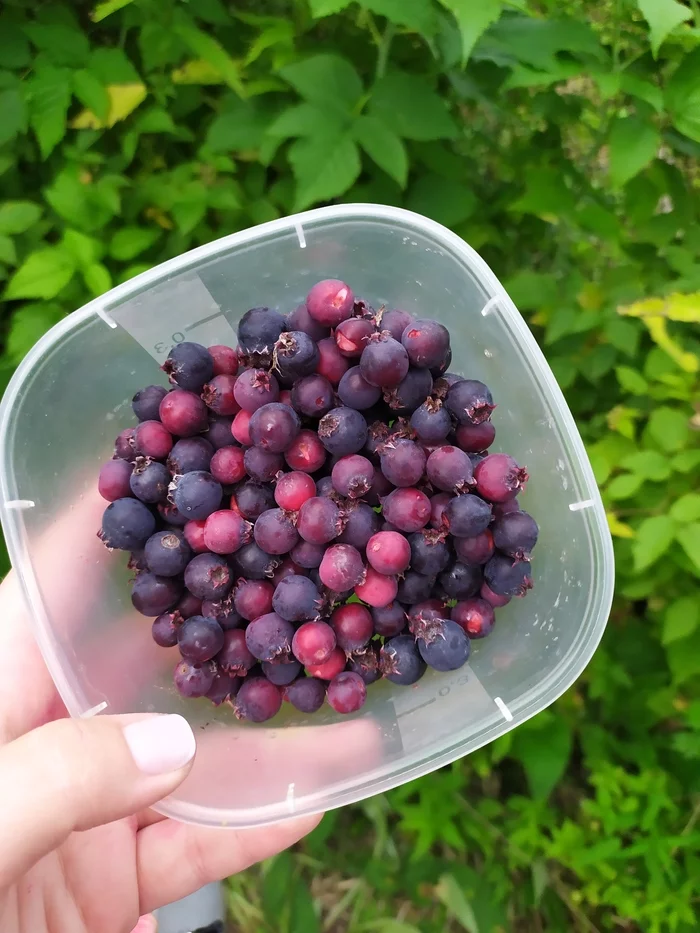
{"left": 0, "top": 714, "right": 196, "bottom": 889}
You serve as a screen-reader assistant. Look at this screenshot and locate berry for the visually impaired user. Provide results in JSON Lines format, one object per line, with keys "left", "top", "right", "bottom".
{"left": 439, "top": 562, "right": 482, "bottom": 600}
{"left": 168, "top": 437, "right": 214, "bottom": 475}
{"left": 416, "top": 619, "right": 470, "bottom": 672}
{"left": 484, "top": 554, "right": 533, "bottom": 597}
{"left": 316, "top": 476, "right": 336, "bottom": 498}
{"left": 243, "top": 446, "right": 283, "bottom": 483}
{"left": 380, "top": 439, "right": 426, "bottom": 487}
{"left": 274, "top": 331, "right": 320, "bottom": 380}
{"left": 408, "top": 531, "right": 451, "bottom": 576}
{"left": 318, "top": 407, "right": 368, "bottom": 456}
{"left": 245, "top": 612, "right": 295, "bottom": 662}
{"left": 306, "top": 278, "right": 354, "bottom": 327}
{"left": 360, "top": 333, "right": 409, "bottom": 388}
{"left": 319, "top": 544, "right": 365, "bottom": 591}
{"left": 114, "top": 427, "right": 136, "bottom": 461}
{"left": 444, "top": 494, "right": 492, "bottom": 538}
{"left": 451, "top": 598, "right": 495, "bottom": 638}
{"left": 335, "top": 318, "right": 375, "bottom": 357}
{"left": 377, "top": 308, "right": 413, "bottom": 341}
{"left": 158, "top": 389, "right": 208, "bottom": 437}
{"left": 100, "top": 497, "right": 156, "bottom": 550}
{"left": 131, "top": 572, "right": 183, "bottom": 616}
{"left": 284, "top": 429, "right": 327, "bottom": 473}
{"left": 207, "top": 670, "right": 240, "bottom": 706}
{"left": 233, "top": 368, "right": 280, "bottom": 413}
{"left": 355, "top": 566, "right": 397, "bottom": 607}
{"left": 330, "top": 603, "right": 373, "bottom": 652}
{"left": 171, "top": 471, "right": 223, "bottom": 520}
{"left": 292, "top": 621, "right": 336, "bottom": 666}
{"left": 316, "top": 336, "right": 351, "bottom": 386}
{"left": 385, "top": 368, "right": 433, "bottom": 412}
{"left": 406, "top": 599, "right": 446, "bottom": 634}
{"left": 184, "top": 552, "right": 233, "bottom": 600}
{"left": 371, "top": 602, "right": 406, "bottom": 637}
{"left": 272, "top": 575, "right": 321, "bottom": 622}
{"left": 152, "top": 612, "right": 181, "bottom": 647}
{"left": 331, "top": 454, "right": 375, "bottom": 499}
{"left": 290, "top": 539, "right": 325, "bottom": 568}
{"left": 217, "top": 628, "right": 256, "bottom": 674}
{"left": 382, "top": 487, "right": 431, "bottom": 532}
{"left": 145, "top": 530, "right": 192, "bottom": 576}
{"left": 98, "top": 459, "right": 134, "bottom": 501}
{"left": 174, "top": 659, "right": 216, "bottom": 698}
{"left": 474, "top": 453, "right": 528, "bottom": 502}
{"left": 445, "top": 379, "right": 495, "bottom": 426}
{"left": 454, "top": 529, "right": 495, "bottom": 565}
{"left": 492, "top": 498, "right": 521, "bottom": 520}
{"left": 275, "top": 471, "right": 316, "bottom": 511}
{"left": 492, "top": 510, "right": 539, "bottom": 560}
{"left": 249, "top": 402, "right": 301, "bottom": 453}
{"left": 287, "top": 302, "right": 330, "bottom": 342}
{"left": 366, "top": 531, "right": 411, "bottom": 575}
{"left": 132, "top": 385, "right": 168, "bottom": 422}
{"left": 270, "top": 557, "right": 305, "bottom": 586}
{"left": 206, "top": 414, "right": 235, "bottom": 450}
{"left": 202, "top": 596, "right": 243, "bottom": 630}
{"left": 401, "top": 319, "right": 450, "bottom": 369}
{"left": 209, "top": 446, "right": 246, "bottom": 485}
{"left": 455, "top": 421, "right": 496, "bottom": 453}
{"left": 480, "top": 582, "right": 511, "bottom": 608}
{"left": 201, "top": 374, "right": 239, "bottom": 416}
{"left": 306, "top": 646, "right": 346, "bottom": 680}
{"left": 380, "top": 635, "right": 426, "bottom": 685}
{"left": 396, "top": 570, "right": 434, "bottom": 605}
{"left": 338, "top": 502, "right": 380, "bottom": 549}
{"left": 429, "top": 492, "right": 452, "bottom": 529}
{"left": 426, "top": 446, "right": 474, "bottom": 493}
{"left": 254, "top": 508, "right": 299, "bottom": 555}
{"left": 233, "top": 541, "right": 279, "bottom": 580}
{"left": 130, "top": 457, "right": 170, "bottom": 504}
{"left": 234, "top": 676, "right": 282, "bottom": 722}
{"left": 347, "top": 644, "right": 381, "bottom": 685}
{"left": 158, "top": 501, "right": 188, "bottom": 527}
{"left": 175, "top": 592, "right": 203, "bottom": 620}
{"left": 338, "top": 366, "right": 382, "bottom": 410}
{"left": 231, "top": 409, "right": 252, "bottom": 446}
{"left": 203, "top": 510, "right": 251, "bottom": 554}
{"left": 208, "top": 344, "right": 239, "bottom": 376}
{"left": 327, "top": 671, "right": 366, "bottom": 714}
{"left": 237, "top": 307, "right": 287, "bottom": 365}
{"left": 183, "top": 520, "right": 208, "bottom": 554}
{"left": 162, "top": 342, "right": 214, "bottom": 392}
{"left": 233, "top": 481, "right": 275, "bottom": 520}
{"left": 178, "top": 615, "right": 224, "bottom": 662}
{"left": 286, "top": 677, "right": 326, "bottom": 713}
{"left": 290, "top": 374, "right": 334, "bottom": 418}
{"left": 410, "top": 398, "right": 452, "bottom": 444}
{"left": 132, "top": 420, "right": 173, "bottom": 460}
{"left": 298, "top": 496, "right": 342, "bottom": 545}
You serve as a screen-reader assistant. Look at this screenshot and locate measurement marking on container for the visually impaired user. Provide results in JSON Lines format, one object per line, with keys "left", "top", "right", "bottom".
{"left": 295, "top": 222, "right": 306, "bottom": 249}
{"left": 494, "top": 697, "right": 513, "bottom": 721}
{"left": 569, "top": 499, "right": 594, "bottom": 512}
{"left": 480, "top": 296, "right": 500, "bottom": 317}
{"left": 81, "top": 701, "right": 108, "bottom": 718}
{"left": 185, "top": 311, "right": 223, "bottom": 332}
{"left": 95, "top": 306, "right": 117, "bottom": 329}
{"left": 396, "top": 697, "right": 436, "bottom": 718}
{"left": 285, "top": 782, "right": 296, "bottom": 813}
{"left": 4, "top": 499, "right": 35, "bottom": 510}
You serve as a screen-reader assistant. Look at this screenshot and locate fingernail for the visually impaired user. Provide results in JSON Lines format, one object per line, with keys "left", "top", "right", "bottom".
{"left": 123, "top": 715, "right": 196, "bottom": 775}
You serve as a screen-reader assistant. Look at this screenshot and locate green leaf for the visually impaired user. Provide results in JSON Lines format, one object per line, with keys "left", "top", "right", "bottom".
{"left": 620, "top": 74, "right": 664, "bottom": 112}
{"left": 636, "top": 0, "right": 691, "bottom": 57}
{"left": 512, "top": 717, "right": 572, "bottom": 799}
{"left": 369, "top": 72, "right": 458, "bottom": 140}
{"left": 309, "top": 0, "right": 350, "bottom": 14}
{"left": 666, "top": 628, "right": 700, "bottom": 683}
{"left": 354, "top": 115, "right": 408, "bottom": 187}
{"left": 288, "top": 879, "right": 320, "bottom": 933}
{"left": 72, "top": 70, "right": 110, "bottom": 123}
{"left": 633, "top": 515, "right": 677, "bottom": 571}
{"left": 482, "top": 15, "right": 606, "bottom": 72}
{"left": 5, "top": 302, "right": 65, "bottom": 363}
{"left": 62, "top": 229, "right": 102, "bottom": 267}
{"left": 619, "top": 449, "right": 671, "bottom": 481}
{"left": 266, "top": 104, "right": 333, "bottom": 139}
{"left": 205, "top": 98, "right": 273, "bottom": 151}
{"left": 670, "top": 493, "right": 700, "bottom": 523}
{"left": 0, "top": 202, "right": 42, "bottom": 235}
{"left": 109, "top": 226, "right": 160, "bottom": 261}
{"left": 666, "top": 48, "right": 700, "bottom": 143}
{"left": 608, "top": 116, "right": 659, "bottom": 188}
{"left": 288, "top": 131, "right": 361, "bottom": 210}
{"left": 406, "top": 174, "right": 477, "bottom": 226}
{"left": 281, "top": 55, "right": 363, "bottom": 114}
{"left": 28, "top": 65, "right": 72, "bottom": 159}
{"left": 647, "top": 406, "right": 690, "bottom": 451}
{"left": 672, "top": 449, "right": 700, "bottom": 473}
{"left": 4, "top": 247, "right": 75, "bottom": 300}
{"left": 438, "top": 0, "right": 502, "bottom": 65}
{"left": 606, "top": 473, "right": 645, "bottom": 500}
{"left": 262, "top": 853, "right": 293, "bottom": 925}
{"left": 173, "top": 17, "right": 244, "bottom": 94}
{"left": 91, "top": 0, "right": 136, "bottom": 20}
{"left": 89, "top": 48, "right": 142, "bottom": 85}
{"left": 0, "top": 235, "right": 16, "bottom": 266}
{"left": 615, "top": 365, "right": 648, "bottom": 394}
{"left": 23, "top": 23, "right": 90, "bottom": 66}
{"left": 435, "top": 874, "right": 479, "bottom": 933}
{"left": 676, "top": 523, "right": 700, "bottom": 573}
{"left": 83, "top": 262, "right": 112, "bottom": 296}
{"left": 662, "top": 596, "right": 700, "bottom": 644}
{"left": 0, "top": 18, "right": 31, "bottom": 68}
{"left": 363, "top": 0, "right": 437, "bottom": 36}
{"left": 0, "top": 88, "right": 28, "bottom": 147}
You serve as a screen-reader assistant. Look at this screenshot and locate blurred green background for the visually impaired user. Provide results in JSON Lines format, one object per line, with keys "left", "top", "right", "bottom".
{"left": 1, "top": 0, "right": 700, "bottom": 930}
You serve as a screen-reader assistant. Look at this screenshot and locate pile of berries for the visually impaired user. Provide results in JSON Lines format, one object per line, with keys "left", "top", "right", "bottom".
{"left": 98, "top": 278, "right": 538, "bottom": 722}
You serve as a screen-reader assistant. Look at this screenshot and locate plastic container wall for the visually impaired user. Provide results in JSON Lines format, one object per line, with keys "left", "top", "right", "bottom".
{"left": 0, "top": 205, "right": 614, "bottom": 827}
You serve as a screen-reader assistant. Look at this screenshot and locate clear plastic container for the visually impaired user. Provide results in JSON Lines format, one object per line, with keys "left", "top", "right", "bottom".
{"left": 0, "top": 204, "right": 614, "bottom": 828}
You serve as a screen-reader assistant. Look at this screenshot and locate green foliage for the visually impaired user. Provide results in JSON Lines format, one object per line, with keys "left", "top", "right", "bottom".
{"left": 1, "top": 0, "right": 700, "bottom": 930}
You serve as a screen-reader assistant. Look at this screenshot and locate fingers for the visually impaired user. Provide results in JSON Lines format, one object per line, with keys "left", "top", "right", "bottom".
{"left": 136, "top": 813, "right": 321, "bottom": 914}
{"left": 0, "top": 713, "right": 196, "bottom": 891}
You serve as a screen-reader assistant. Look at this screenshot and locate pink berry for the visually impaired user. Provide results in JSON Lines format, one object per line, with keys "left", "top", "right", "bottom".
{"left": 183, "top": 520, "right": 209, "bottom": 553}
{"left": 285, "top": 429, "right": 327, "bottom": 473}
{"left": 208, "top": 344, "right": 239, "bottom": 376}
{"left": 366, "top": 531, "right": 411, "bottom": 575}
{"left": 451, "top": 598, "right": 495, "bottom": 638}
{"left": 231, "top": 409, "right": 252, "bottom": 445}
{"left": 306, "top": 646, "right": 346, "bottom": 680}
{"left": 203, "top": 510, "right": 251, "bottom": 554}
{"left": 132, "top": 420, "right": 173, "bottom": 460}
{"left": 292, "top": 621, "right": 337, "bottom": 666}
{"left": 202, "top": 374, "right": 240, "bottom": 415}
{"left": 159, "top": 390, "right": 208, "bottom": 437}
{"left": 354, "top": 567, "right": 398, "bottom": 607}
{"left": 98, "top": 459, "right": 133, "bottom": 501}
{"left": 474, "top": 453, "right": 528, "bottom": 502}
{"left": 316, "top": 337, "right": 351, "bottom": 385}
{"left": 209, "top": 446, "right": 246, "bottom": 485}
{"left": 381, "top": 487, "right": 431, "bottom": 532}
{"left": 330, "top": 603, "right": 373, "bottom": 652}
{"left": 319, "top": 544, "right": 365, "bottom": 591}
{"left": 275, "top": 471, "right": 316, "bottom": 510}
{"left": 327, "top": 671, "right": 366, "bottom": 714}
{"left": 306, "top": 278, "right": 355, "bottom": 327}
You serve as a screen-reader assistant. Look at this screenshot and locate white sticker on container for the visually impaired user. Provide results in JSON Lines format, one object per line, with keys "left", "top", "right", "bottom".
{"left": 109, "top": 273, "right": 238, "bottom": 362}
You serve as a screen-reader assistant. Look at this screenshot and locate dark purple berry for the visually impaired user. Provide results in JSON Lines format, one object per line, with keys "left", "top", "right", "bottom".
{"left": 484, "top": 554, "right": 533, "bottom": 597}
{"left": 380, "top": 635, "right": 426, "bottom": 685}
{"left": 114, "top": 427, "right": 136, "bottom": 461}
{"left": 100, "top": 497, "right": 156, "bottom": 550}
{"left": 152, "top": 612, "right": 181, "bottom": 647}
{"left": 171, "top": 471, "right": 222, "bottom": 520}
{"left": 237, "top": 307, "right": 287, "bottom": 365}
{"left": 202, "top": 596, "right": 243, "bottom": 630}
{"left": 338, "top": 502, "right": 380, "bottom": 549}
{"left": 318, "top": 407, "right": 368, "bottom": 457}
{"left": 359, "top": 332, "right": 409, "bottom": 388}
{"left": 371, "top": 602, "right": 406, "bottom": 637}
{"left": 408, "top": 530, "right": 451, "bottom": 575}
{"left": 287, "top": 302, "right": 330, "bottom": 342}
{"left": 396, "top": 570, "right": 435, "bottom": 605}
{"left": 167, "top": 437, "right": 214, "bottom": 475}
{"left": 249, "top": 402, "right": 301, "bottom": 453}
{"left": 285, "top": 676, "right": 326, "bottom": 713}
{"left": 245, "top": 612, "right": 295, "bottom": 662}
{"left": 410, "top": 398, "right": 452, "bottom": 444}
{"left": 233, "top": 481, "right": 275, "bottom": 520}
{"left": 217, "top": 628, "right": 256, "bottom": 674}
{"left": 184, "top": 552, "right": 233, "bottom": 600}
{"left": 206, "top": 670, "right": 240, "bottom": 706}
{"left": 401, "top": 320, "right": 450, "bottom": 370}
{"left": 347, "top": 643, "right": 381, "bottom": 685}
{"left": 129, "top": 457, "right": 169, "bottom": 504}
{"left": 439, "top": 562, "right": 482, "bottom": 599}
{"left": 243, "top": 446, "right": 284, "bottom": 482}
{"left": 234, "top": 676, "right": 282, "bottom": 722}
{"left": 205, "top": 414, "right": 235, "bottom": 450}
{"left": 331, "top": 454, "right": 375, "bottom": 499}
{"left": 178, "top": 615, "right": 225, "bottom": 661}
{"left": 274, "top": 331, "right": 320, "bottom": 380}
{"left": 132, "top": 384, "right": 168, "bottom": 422}
{"left": 144, "top": 530, "right": 192, "bottom": 576}
{"left": 233, "top": 368, "right": 280, "bottom": 413}
{"left": 131, "top": 572, "right": 183, "bottom": 616}
{"left": 254, "top": 508, "right": 300, "bottom": 555}
{"left": 380, "top": 439, "right": 426, "bottom": 487}
{"left": 426, "top": 446, "right": 474, "bottom": 493}
{"left": 338, "top": 366, "right": 382, "bottom": 410}
{"left": 174, "top": 659, "right": 216, "bottom": 698}
{"left": 444, "top": 494, "right": 492, "bottom": 538}
{"left": 290, "top": 539, "right": 325, "bottom": 569}
{"left": 416, "top": 618, "right": 470, "bottom": 672}
{"left": 232, "top": 541, "right": 280, "bottom": 580}
{"left": 492, "top": 510, "right": 539, "bottom": 560}
{"left": 262, "top": 659, "right": 302, "bottom": 686}
{"left": 384, "top": 368, "right": 433, "bottom": 412}
{"left": 290, "top": 374, "right": 334, "bottom": 418}
{"left": 451, "top": 598, "right": 495, "bottom": 638}
{"left": 272, "top": 575, "right": 321, "bottom": 622}
{"left": 162, "top": 342, "right": 214, "bottom": 392}
{"left": 455, "top": 421, "right": 496, "bottom": 453}
{"left": 454, "top": 529, "right": 495, "bottom": 565}
{"left": 377, "top": 308, "right": 413, "bottom": 341}
{"left": 445, "top": 379, "right": 495, "bottom": 426}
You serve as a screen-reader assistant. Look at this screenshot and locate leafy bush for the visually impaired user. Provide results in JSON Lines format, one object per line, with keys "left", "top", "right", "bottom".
{"left": 2, "top": 0, "right": 700, "bottom": 929}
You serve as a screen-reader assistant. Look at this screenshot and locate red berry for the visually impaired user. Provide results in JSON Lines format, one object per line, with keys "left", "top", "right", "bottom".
{"left": 306, "top": 278, "right": 354, "bottom": 327}
{"left": 381, "top": 487, "right": 432, "bottom": 533}
{"left": 208, "top": 344, "right": 239, "bottom": 376}
{"left": 292, "top": 621, "right": 336, "bottom": 666}
{"left": 316, "top": 337, "right": 351, "bottom": 385}
{"left": 203, "top": 510, "right": 251, "bottom": 554}
{"left": 354, "top": 567, "right": 398, "bottom": 607}
{"left": 366, "top": 531, "right": 411, "bottom": 575}
{"left": 275, "top": 471, "right": 316, "bottom": 510}
{"left": 327, "top": 671, "right": 366, "bottom": 714}
{"left": 451, "top": 598, "right": 495, "bottom": 638}
{"left": 455, "top": 421, "right": 496, "bottom": 453}
{"left": 231, "top": 409, "right": 252, "bottom": 445}
{"left": 159, "top": 390, "right": 209, "bottom": 437}
{"left": 234, "top": 579, "right": 274, "bottom": 621}
{"left": 306, "top": 646, "right": 346, "bottom": 680}
{"left": 335, "top": 318, "right": 375, "bottom": 357}
{"left": 319, "top": 544, "right": 365, "bottom": 591}
{"left": 202, "top": 374, "right": 239, "bottom": 416}
{"left": 209, "top": 446, "right": 246, "bottom": 485}
{"left": 183, "top": 520, "right": 209, "bottom": 553}
{"left": 285, "top": 429, "right": 327, "bottom": 473}
{"left": 474, "top": 453, "right": 528, "bottom": 503}
{"left": 132, "top": 420, "right": 173, "bottom": 460}
{"left": 330, "top": 603, "right": 373, "bottom": 652}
